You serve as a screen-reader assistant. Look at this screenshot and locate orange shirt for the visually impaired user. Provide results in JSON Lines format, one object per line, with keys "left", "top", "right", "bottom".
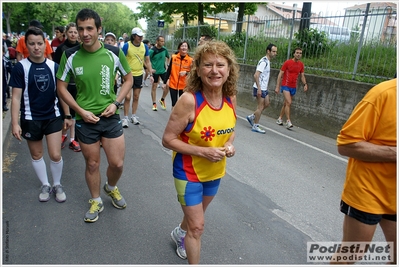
{"left": 16, "top": 36, "right": 53, "bottom": 59}
{"left": 337, "top": 79, "right": 397, "bottom": 214}
{"left": 168, "top": 53, "right": 192, "bottom": 90}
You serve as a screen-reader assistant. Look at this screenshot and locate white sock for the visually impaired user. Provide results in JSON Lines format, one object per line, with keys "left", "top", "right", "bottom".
{"left": 50, "top": 158, "right": 63, "bottom": 186}
{"left": 178, "top": 224, "right": 187, "bottom": 236}
{"left": 92, "top": 196, "right": 102, "bottom": 203}
{"left": 124, "top": 116, "right": 128, "bottom": 120}
{"left": 107, "top": 183, "right": 116, "bottom": 191}
{"left": 31, "top": 157, "right": 49, "bottom": 186}
{"left": 70, "top": 138, "right": 74, "bottom": 143}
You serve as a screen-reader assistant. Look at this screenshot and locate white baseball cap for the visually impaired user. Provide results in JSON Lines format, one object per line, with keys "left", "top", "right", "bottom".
{"left": 131, "top": 27, "right": 144, "bottom": 37}
{"left": 105, "top": 32, "right": 116, "bottom": 40}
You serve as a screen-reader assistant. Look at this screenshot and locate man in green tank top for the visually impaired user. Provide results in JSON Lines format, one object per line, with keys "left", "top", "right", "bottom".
{"left": 56, "top": 8, "right": 133, "bottom": 223}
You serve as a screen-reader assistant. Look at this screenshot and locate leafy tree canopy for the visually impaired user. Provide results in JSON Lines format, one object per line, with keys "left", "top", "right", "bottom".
{"left": 2, "top": 2, "right": 139, "bottom": 39}
{"left": 137, "top": 2, "right": 258, "bottom": 25}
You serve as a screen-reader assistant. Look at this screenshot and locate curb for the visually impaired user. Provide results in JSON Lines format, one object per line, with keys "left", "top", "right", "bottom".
{"left": 2, "top": 102, "right": 12, "bottom": 154}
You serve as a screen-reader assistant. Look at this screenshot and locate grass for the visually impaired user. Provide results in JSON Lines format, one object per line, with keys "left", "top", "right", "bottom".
{"left": 166, "top": 33, "right": 396, "bottom": 85}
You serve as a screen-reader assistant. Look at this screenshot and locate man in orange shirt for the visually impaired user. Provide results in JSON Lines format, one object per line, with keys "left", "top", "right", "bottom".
{"left": 16, "top": 20, "right": 52, "bottom": 62}
{"left": 334, "top": 78, "right": 397, "bottom": 264}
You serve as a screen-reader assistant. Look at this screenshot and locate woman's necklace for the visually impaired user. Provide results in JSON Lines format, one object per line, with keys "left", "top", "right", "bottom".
{"left": 203, "top": 91, "right": 223, "bottom": 109}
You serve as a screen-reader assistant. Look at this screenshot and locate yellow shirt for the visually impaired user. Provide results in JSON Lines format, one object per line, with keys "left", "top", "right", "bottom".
{"left": 337, "top": 79, "right": 397, "bottom": 214}
{"left": 125, "top": 42, "right": 146, "bottom": 76}
{"left": 172, "top": 91, "right": 236, "bottom": 182}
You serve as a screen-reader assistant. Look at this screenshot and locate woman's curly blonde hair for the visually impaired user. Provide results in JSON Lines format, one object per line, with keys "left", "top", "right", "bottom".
{"left": 184, "top": 40, "right": 239, "bottom": 97}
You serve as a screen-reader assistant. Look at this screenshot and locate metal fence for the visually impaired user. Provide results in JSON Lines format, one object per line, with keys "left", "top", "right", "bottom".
{"left": 160, "top": 3, "right": 397, "bottom": 84}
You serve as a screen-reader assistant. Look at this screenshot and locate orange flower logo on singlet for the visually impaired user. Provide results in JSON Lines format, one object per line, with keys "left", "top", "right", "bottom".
{"left": 200, "top": 126, "right": 215, "bottom": 141}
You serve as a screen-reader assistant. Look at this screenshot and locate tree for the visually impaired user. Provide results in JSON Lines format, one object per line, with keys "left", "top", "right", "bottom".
{"left": 203, "top": 3, "right": 258, "bottom": 33}
{"left": 2, "top": 3, "right": 25, "bottom": 34}
{"left": 138, "top": 3, "right": 198, "bottom": 26}
{"left": 146, "top": 12, "right": 161, "bottom": 43}
{"left": 236, "top": 3, "right": 246, "bottom": 33}
{"left": 137, "top": 2, "right": 258, "bottom": 33}
{"left": 36, "top": 3, "right": 72, "bottom": 35}
{"left": 299, "top": 2, "right": 312, "bottom": 32}
{"left": 2, "top": 2, "right": 139, "bottom": 39}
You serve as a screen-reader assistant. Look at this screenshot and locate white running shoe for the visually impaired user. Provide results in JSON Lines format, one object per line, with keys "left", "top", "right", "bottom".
{"left": 171, "top": 226, "right": 187, "bottom": 259}
{"left": 246, "top": 114, "right": 255, "bottom": 127}
{"left": 276, "top": 118, "right": 283, "bottom": 125}
{"left": 122, "top": 118, "right": 129, "bottom": 128}
{"left": 252, "top": 124, "right": 266, "bottom": 134}
{"left": 286, "top": 120, "right": 293, "bottom": 129}
{"left": 130, "top": 116, "right": 140, "bottom": 125}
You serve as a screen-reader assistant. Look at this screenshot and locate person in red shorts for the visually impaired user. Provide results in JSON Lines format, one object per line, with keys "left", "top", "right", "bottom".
{"left": 274, "top": 47, "right": 308, "bottom": 129}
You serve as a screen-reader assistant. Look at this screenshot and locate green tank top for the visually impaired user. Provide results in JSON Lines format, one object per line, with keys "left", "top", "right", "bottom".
{"left": 56, "top": 43, "right": 131, "bottom": 120}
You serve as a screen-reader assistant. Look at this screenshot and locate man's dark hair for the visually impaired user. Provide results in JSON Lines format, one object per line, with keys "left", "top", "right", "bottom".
{"left": 143, "top": 39, "right": 150, "bottom": 45}
{"left": 24, "top": 27, "right": 45, "bottom": 45}
{"left": 266, "top": 43, "right": 276, "bottom": 53}
{"left": 293, "top": 47, "right": 302, "bottom": 54}
{"left": 76, "top": 8, "right": 101, "bottom": 29}
{"left": 55, "top": 26, "right": 65, "bottom": 33}
{"left": 29, "top": 19, "right": 44, "bottom": 29}
{"left": 156, "top": 35, "right": 164, "bottom": 42}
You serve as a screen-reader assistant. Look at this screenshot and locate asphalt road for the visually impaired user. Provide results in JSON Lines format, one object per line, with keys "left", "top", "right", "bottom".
{"left": 2, "top": 84, "right": 386, "bottom": 265}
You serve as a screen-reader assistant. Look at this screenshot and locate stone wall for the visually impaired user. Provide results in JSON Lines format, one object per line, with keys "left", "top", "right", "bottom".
{"left": 236, "top": 64, "right": 374, "bottom": 139}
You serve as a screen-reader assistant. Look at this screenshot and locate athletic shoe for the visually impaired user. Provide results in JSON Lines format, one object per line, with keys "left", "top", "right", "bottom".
{"left": 144, "top": 80, "right": 149, "bottom": 87}
{"left": 69, "top": 140, "right": 81, "bottom": 152}
{"left": 130, "top": 116, "right": 140, "bottom": 125}
{"left": 39, "top": 185, "right": 51, "bottom": 202}
{"left": 171, "top": 226, "right": 187, "bottom": 259}
{"left": 152, "top": 103, "right": 157, "bottom": 111}
{"left": 246, "top": 114, "right": 255, "bottom": 127}
{"left": 276, "top": 118, "right": 283, "bottom": 125}
{"left": 122, "top": 118, "right": 129, "bottom": 128}
{"left": 159, "top": 99, "right": 166, "bottom": 110}
{"left": 103, "top": 183, "right": 127, "bottom": 209}
{"left": 84, "top": 199, "right": 104, "bottom": 223}
{"left": 252, "top": 124, "right": 266, "bottom": 134}
{"left": 286, "top": 120, "right": 293, "bottom": 129}
{"left": 53, "top": 184, "right": 66, "bottom": 203}
{"left": 61, "top": 135, "right": 67, "bottom": 149}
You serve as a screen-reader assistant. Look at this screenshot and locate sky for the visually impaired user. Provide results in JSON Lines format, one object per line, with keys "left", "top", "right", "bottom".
{"left": 121, "top": 1, "right": 370, "bottom": 30}
{"left": 122, "top": 2, "right": 147, "bottom": 29}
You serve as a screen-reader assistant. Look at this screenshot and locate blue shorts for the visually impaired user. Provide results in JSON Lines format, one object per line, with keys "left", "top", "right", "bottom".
{"left": 174, "top": 178, "right": 221, "bottom": 206}
{"left": 340, "top": 200, "right": 396, "bottom": 225}
{"left": 252, "top": 87, "right": 268, "bottom": 98}
{"left": 280, "top": 86, "right": 296, "bottom": 96}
